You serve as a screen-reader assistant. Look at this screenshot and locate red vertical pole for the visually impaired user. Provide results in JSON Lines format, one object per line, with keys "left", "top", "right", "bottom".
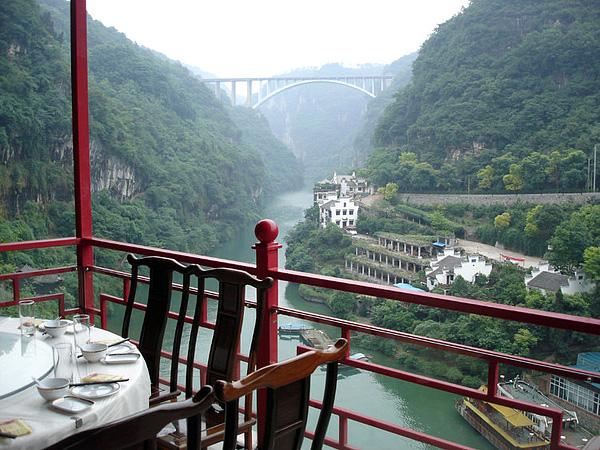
{"left": 253, "top": 219, "right": 281, "bottom": 445}
{"left": 71, "top": 0, "right": 94, "bottom": 315}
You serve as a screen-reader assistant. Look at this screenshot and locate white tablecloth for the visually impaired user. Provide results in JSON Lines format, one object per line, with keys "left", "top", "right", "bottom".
{"left": 0, "top": 317, "right": 151, "bottom": 449}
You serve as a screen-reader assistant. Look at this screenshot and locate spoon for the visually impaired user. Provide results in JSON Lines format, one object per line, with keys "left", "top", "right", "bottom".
{"left": 31, "top": 376, "right": 43, "bottom": 388}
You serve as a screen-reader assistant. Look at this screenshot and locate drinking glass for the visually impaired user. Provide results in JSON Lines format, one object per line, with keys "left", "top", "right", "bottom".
{"left": 53, "top": 342, "right": 74, "bottom": 381}
{"left": 19, "top": 300, "right": 35, "bottom": 336}
{"left": 72, "top": 314, "right": 90, "bottom": 353}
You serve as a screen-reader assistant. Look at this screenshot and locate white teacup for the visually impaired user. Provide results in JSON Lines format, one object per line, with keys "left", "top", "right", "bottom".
{"left": 37, "top": 377, "right": 70, "bottom": 402}
{"left": 44, "top": 319, "right": 69, "bottom": 338}
{"left": 80, "top": 343, "right": 108, "bottom": 362}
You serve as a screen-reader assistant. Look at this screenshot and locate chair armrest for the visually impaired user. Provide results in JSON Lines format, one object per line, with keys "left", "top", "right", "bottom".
{"left": 149, "top": 388, "right": 182, "bottom": 407}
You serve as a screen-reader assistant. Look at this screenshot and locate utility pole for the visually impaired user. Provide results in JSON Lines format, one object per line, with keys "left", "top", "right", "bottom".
{"left": 594, "top": 145, "right": 597, "bottom": 192}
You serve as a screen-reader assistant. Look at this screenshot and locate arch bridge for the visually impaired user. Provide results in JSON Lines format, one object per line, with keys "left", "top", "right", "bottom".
{"left": 200, "top": 75, "right": 394, "bottom": 108}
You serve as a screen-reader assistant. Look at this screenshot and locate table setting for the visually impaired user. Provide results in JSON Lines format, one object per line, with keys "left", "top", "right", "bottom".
{"left": 0, "top": 302, "right": 151, "bottom": 449}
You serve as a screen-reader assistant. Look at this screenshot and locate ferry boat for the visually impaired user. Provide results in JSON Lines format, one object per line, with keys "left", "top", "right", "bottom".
{"left": 277, "top": 323, "right": 314, "bottom": 335}
{"left": 456, "top": 380, "right": 596, "bottom": 449}
{"left": 455, "top": 387, "right": 550, "bottom": 450}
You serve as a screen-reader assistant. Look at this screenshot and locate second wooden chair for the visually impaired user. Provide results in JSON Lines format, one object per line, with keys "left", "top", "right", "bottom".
{"left": 215, "top": 338, "right": 349, "bottom": 450}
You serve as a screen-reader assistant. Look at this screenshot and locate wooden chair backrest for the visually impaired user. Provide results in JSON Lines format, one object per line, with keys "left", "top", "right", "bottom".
{"left": 215, "top": 338, "right": 349, "bottom": 450}
{"left": 122, "top": 254, "right": 274, "bottom": 399}
{"left": 122, "top": 254, "right": 195, "bottom": 393}
{"left": 43, "top": 386, "right": 214, "bottom": 450}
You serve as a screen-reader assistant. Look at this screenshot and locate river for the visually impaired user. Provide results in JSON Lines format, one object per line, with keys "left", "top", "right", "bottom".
{"left": 208, "top": 188, "right": 495, "bottom": 450}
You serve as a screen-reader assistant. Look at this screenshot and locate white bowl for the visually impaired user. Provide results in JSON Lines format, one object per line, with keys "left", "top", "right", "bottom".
{"left": 81, "top": 343, "right": 108, "bottom": 362}
{"left": 37, "top": 377, "right": 70, "bottom": 401}
{"left": 44, "top": 319, "right": 69, "bottom": 338}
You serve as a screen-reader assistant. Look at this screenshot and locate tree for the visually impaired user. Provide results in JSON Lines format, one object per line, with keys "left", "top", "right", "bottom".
{"left": 477, "top": 165, "right": 494, "bottom": 190}
{"left": 494, "top": 212, "right": 511, "bottom": 229}
{"left": 503, "top": 164, "right": 524, "bottom": 191}
{"left": 513, "top": 328, "right": 538, "bottom": 357}
{"left": 328, "top": 291, "right": 355, "bottom": 317}
{"left": 377, "top": 182, "right": 399, "bottom": 201}
{"left": 524, "top": 204, "right": 567, "bottom": 239}
{"left": 409, "top": 162, "right": 438, "bottom": 192}
{"left": 583, "top": 247, "right": 600, "bottom": 282}
{"left": 521, "top": 152, "right": 549, "bottom": 191}
{"left": 560, "top": 149, "right": 587, "bottom": 190}
{"left": 547, "top": 219, "right": 592, "bottom": 273}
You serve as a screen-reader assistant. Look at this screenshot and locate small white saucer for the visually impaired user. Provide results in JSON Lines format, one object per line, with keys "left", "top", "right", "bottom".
{"left": 103, "top": 353, "right": 140, "bottom": 364}
{"left": 51, "top": 396, "right": 94, "bottom": 413}
{"left": 71, "top": 383, "right": 120, "bottom": 399}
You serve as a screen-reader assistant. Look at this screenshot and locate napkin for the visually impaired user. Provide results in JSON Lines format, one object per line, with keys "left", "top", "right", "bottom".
{"left": 71, "top": 410, "right": 99, "bottom": 429}
{"left": 81, "top": 373, "right": 124, "bottom": 382}
{"left": 93, "top": 338, "right": 124, "bottom": 345}
{"left": 0, "top": 418, "right": 32, "bottom": 437}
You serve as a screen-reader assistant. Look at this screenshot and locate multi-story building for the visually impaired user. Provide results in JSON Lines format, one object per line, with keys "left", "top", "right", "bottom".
{"left": 319, "top": 197, "right": 357, "bottom": 230}
{"left": 548, "top": 352, "right": 600, "bottom": 432}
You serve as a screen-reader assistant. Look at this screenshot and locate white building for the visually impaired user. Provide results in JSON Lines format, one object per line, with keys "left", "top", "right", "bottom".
{"left": 426, "top": 249, "right": 493, "bottom": 290}
{"left": 313, "top": 188, "right": 337, "bottom": 205}
{"left": 319, "top": 197, "right": 358, "bottom": 230}
{"left": 333, "top": 172, "right": 370, "bottom": 197}
{"left": 525, "top": 263, "right": 594, "bottom": 295}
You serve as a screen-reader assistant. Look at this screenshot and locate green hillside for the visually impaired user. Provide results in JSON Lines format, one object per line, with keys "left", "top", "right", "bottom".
{"left": 0, "top": 0, "right": 301, "bottom": 262}
{"left": 364, "top": 0, "right": 600, "bottom": 193}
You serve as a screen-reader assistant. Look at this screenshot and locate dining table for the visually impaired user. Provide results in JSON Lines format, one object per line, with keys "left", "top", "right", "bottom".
{"left": 0, "top": 316, "right": 151, "bottom": 449}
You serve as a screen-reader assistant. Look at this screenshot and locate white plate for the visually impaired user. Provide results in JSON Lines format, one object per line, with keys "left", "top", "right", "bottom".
{"left": 71, "top": 383, "right": 120, "bottom": 399}
{"left": 51, "top": 396, "right": 94, "bottom": 413}
{"left": 103, "top": 353, "right": 140, "bottom": 364}
{"left": 39, "top": 320, "right": 73, "bottom": 332}
{"left": 107, "top": 343, "right": 135, "bottom": 353}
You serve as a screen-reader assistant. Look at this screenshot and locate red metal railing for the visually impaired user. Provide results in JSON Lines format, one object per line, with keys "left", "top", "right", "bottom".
{"left": 1, "top": 226, "right": 599, "bottom": 450}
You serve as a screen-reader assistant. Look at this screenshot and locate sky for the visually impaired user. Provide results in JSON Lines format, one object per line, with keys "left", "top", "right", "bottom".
{"left": 85, "top": 0, "right": 470, "bottom": 79}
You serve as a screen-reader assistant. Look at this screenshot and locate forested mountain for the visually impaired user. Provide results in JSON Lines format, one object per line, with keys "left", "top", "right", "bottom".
{"left": 364, "top": 0, "right": 600, "bottom": 193}
{"left": 351, "top": 52, "right": 417, "bottom": 168}
{"left": 0, "top": 0, "right": 301, "bottom": 261}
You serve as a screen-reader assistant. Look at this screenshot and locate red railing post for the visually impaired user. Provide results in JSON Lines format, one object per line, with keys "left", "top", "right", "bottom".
{"left": 253, "top": 219, "right": 281, "bottom": 445}
{"left": 71, "top": 0, "right": 94, "bottom": 315}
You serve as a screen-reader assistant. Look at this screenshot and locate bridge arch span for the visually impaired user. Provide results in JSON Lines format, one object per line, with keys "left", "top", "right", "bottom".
{"left": 253, "top": 79, "right": 375, "bottom": 109}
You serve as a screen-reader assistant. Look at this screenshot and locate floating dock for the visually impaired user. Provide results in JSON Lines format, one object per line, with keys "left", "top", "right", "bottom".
{"left": 299, "top": 329, "right": 334, "bottom": 350}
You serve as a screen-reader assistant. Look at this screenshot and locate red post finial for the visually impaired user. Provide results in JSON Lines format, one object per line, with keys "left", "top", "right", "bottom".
{"left": 255, "top": 219, "right": 278, "bottom": 244}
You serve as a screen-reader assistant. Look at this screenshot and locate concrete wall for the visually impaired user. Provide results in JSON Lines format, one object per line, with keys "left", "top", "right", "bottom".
{"left": 397, "top": 192, "right": 600, "bottom": 206}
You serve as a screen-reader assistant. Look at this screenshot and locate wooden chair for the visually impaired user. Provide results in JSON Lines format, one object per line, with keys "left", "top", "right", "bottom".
{"left": 122, "top": 254, "right": 197, "bottom": 404}
{"left": 215, "top": 338, "right": 349, "bottom": 450}
{"left": 43, "top": 385, "right": 214, "bottom": 450}
{"left": 123, "top": 255, "right": 274, "bottom": 448}
{"left": 175, "top": 265, "right": 274, "bottom": 449}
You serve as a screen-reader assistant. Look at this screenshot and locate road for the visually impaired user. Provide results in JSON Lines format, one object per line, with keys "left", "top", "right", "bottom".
{"left": 456, "top": 238, "right": 543, "bottom": 269}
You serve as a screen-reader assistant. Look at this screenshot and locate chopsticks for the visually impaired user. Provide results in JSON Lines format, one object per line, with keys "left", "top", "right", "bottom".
{"left": 70, "top": 379, "right": 129, "bottom": 387}
{"left": 108, "top": 338, "right": 130, "bottom": 348}
{"left": 77, "top": 337, "right": 131, "bottom": 358}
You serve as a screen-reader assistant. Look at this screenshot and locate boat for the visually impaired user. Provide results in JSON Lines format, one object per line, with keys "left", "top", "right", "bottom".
{"left": 277, "top": 323, "right": 314, "bottom": 335}
{"left": 349, "top": 352, "right": 370, "bottom": 362}
{"left": 455, "top": 386, "right": 550, "bottom": 450}
{"left": 456, "top": 381, "right": 596, "bottom": 449}
{"left": 338, "top": 352, "right": 371, "bottom": 371}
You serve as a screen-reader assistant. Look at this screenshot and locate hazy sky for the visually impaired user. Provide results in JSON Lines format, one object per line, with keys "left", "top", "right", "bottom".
{"left": 86, "top": 0, "right": 470, "bottom": 78}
